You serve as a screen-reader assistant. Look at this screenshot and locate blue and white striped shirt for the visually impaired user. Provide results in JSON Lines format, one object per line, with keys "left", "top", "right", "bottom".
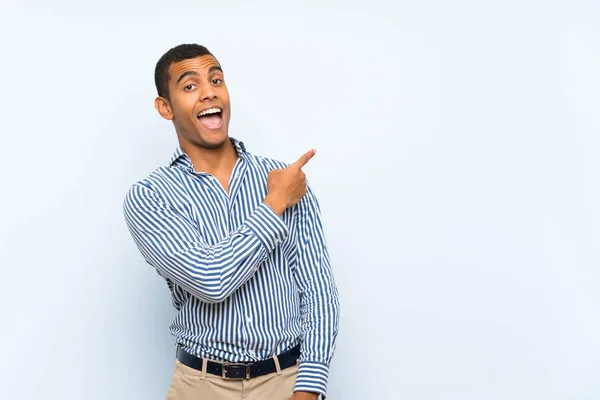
{"left": 123, "top": 138, "right": 340, "bottom": 397}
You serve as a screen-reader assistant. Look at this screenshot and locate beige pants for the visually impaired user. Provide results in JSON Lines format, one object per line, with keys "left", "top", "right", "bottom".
{"left": 165, "top": 357, "right": 299, "bottom": 400}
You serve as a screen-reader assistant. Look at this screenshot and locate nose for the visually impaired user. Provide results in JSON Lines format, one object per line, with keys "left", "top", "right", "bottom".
{"left": 199, "top": 82, "right": 217, "bottom": 102}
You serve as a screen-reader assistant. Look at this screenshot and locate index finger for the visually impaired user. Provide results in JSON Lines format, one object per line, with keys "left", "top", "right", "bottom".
{"left": 293, "top": 149, "right": 316, "bottom": 168}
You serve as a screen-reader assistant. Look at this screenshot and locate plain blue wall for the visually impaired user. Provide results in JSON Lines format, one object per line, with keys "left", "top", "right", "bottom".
{"left": 1, "top": 1, "right": 599, "bottom": 399}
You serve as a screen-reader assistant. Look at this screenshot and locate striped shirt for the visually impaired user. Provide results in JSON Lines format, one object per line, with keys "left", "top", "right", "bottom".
{"left": 123, "top": 138, "right": 340, "bottom": 397}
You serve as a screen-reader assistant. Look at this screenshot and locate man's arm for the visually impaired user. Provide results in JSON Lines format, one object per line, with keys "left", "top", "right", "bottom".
{"left": 292, "top": 183, "right": 340, "bottom": 399}
{"left": 123, "top": 182, "right": 288, "bottom": 303}
{"left": 123, "top": 149, "right": 317, "bottom": 304}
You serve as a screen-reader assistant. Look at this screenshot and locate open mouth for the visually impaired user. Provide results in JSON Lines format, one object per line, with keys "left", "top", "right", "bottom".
{"left": 196, "top": 107, "right": 223, "bottom": 130}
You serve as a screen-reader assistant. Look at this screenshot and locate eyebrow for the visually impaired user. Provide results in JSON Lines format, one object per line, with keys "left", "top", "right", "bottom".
{"left": 176, "top": 65, "right": 223, "bottom": 84}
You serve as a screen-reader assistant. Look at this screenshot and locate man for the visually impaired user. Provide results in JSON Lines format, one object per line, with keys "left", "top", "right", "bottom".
{"left": 123, "top": 44, "right": 340, "bottom": 400}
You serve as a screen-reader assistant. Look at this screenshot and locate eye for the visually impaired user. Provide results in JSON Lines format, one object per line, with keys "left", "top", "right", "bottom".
{"left": 212, "top": 78, "right": 223, "bottom": 85}
{"left": 184, "top": 84, "right": 196, "bottom": 91}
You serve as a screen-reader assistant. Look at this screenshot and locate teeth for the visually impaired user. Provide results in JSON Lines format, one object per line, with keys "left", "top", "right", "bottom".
{"left": 198, "top": 108, "right": 222, "bottom": 117}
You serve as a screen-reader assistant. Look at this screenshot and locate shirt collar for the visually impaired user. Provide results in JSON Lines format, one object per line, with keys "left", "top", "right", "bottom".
{"left": 167, "top": 137, "right": 247, "bottom": 169}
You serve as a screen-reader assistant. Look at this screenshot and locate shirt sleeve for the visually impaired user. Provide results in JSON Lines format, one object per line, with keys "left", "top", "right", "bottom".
{"left": 123, "top": 182, "right": 288, "bottom": 303}
{"left": 292, "top": 183, "right": 341, "bottom": 399}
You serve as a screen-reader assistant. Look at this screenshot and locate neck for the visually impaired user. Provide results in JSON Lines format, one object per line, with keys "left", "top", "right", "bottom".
{"left": 180, "top": 138, "right": 238, "bottom": 176}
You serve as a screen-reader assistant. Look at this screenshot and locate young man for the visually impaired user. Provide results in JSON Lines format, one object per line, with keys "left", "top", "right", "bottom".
{"left": 123, "top": 44, "right": 340, "bottom": 400}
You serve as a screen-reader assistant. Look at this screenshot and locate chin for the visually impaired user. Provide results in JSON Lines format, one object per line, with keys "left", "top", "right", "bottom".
{"left": 198, "top": 131, "right": 229, "bottom": 148}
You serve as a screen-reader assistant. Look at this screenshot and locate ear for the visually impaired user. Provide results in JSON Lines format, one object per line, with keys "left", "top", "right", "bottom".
{"left": 155, "top": 96, "right": 174, "bottom": 120}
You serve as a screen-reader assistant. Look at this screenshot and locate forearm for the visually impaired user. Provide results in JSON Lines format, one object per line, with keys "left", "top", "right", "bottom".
{"left": 124, "top": 184, "right": 288, "bottom": 303}
{"left": 295, "top": 284, "right": 340, "bottom": 398}
{"left": 162, "top": 203, "right": 286, "bottom": 302}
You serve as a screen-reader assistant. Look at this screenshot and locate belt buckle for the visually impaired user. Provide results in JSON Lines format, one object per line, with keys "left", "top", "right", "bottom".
{"left": 222, "top": 363, "right": 251, "bottom": 380}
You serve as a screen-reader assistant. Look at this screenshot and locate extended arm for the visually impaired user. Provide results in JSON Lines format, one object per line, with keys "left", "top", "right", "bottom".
{"left": 292, "top": 185, "right": 340, "bottom": 399}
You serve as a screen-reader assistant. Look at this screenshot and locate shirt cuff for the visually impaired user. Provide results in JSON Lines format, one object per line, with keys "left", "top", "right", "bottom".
{"left": 294, "top": 360, "right": 330, "bottom": 399}
{"left": 245, "top": 202, "right": 289, "bottom": 252}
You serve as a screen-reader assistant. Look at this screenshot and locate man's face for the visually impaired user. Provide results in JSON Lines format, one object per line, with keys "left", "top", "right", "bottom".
{"left": 157, "top": 55, "right": 231, "bottom": 149}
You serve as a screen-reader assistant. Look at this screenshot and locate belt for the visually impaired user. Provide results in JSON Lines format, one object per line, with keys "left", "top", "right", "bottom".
{"left": 176, "top": 345, "right": 300, "bottom": 380}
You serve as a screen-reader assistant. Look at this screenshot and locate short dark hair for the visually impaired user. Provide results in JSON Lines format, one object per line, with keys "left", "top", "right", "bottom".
{"left": 154, "top": 44, "right": 218, "bottom": 99}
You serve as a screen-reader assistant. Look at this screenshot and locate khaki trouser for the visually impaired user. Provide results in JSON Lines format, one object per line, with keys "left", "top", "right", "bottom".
{"left": 165, "top": 356, "right": 299, "bottom": 400}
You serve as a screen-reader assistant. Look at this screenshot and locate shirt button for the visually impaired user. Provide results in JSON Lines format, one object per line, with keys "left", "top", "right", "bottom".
{"left": 246, "top": 316, "right": 252, "bottom": 324}
{"left": 274, "top": 238, "right": 280, "bottom": 245}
